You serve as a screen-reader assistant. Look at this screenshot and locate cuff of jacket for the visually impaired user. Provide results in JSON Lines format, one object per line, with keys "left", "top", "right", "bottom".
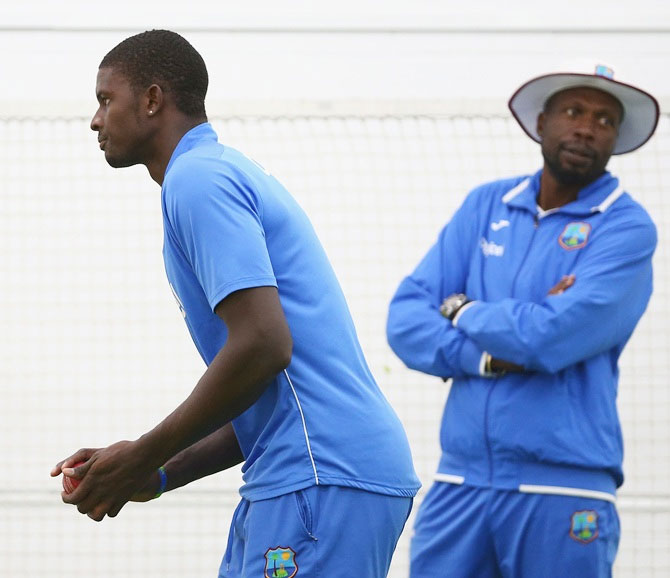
{"left": 459, "top": 338, "right": 486, "bottom": 376}
{"left": 452, "top": 300, "right": 478, "bottom": 326}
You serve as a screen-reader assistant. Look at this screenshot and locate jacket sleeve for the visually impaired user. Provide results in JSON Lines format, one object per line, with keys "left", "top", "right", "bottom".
{"left": 386, "top": 190, "right": 487, "bottom": 378}
{"left": 455, "top": 211, "right": 657, "bottom": 373}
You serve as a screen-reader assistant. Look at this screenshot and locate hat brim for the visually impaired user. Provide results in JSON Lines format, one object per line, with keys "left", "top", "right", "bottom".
{"left": 508, "top": 73, "right": 660, "bottom": 155}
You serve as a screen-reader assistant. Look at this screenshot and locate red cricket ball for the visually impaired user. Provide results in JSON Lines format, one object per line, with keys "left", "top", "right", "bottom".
{"left": 62, "top": 461, "right": 86, "bottom": 494}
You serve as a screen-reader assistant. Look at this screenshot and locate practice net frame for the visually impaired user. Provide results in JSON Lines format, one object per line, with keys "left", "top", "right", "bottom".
{"left": 1, "top": 108, "right": 668, "bottom": 577}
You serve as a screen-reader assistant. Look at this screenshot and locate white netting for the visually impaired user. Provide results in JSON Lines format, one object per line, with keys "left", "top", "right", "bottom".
{"left": 1, "top": 113, "right": 668, "bottom": 577}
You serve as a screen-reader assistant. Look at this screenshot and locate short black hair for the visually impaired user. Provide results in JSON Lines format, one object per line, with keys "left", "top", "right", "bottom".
{"left": 100, "top": 29, "right": 208, "bottom": 119}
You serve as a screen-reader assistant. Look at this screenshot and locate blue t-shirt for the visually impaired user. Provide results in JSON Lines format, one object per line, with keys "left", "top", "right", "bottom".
{"left": 161, "top": 123, "right": 420, "bottom": 501}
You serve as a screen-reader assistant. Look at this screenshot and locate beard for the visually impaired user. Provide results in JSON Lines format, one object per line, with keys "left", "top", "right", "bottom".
{"left": 541, "top": 142, "right": 608, "bottom": 187}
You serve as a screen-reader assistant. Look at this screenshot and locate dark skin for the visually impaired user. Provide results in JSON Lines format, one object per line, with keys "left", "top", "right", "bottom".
{"left": 50, "top": 66, "right": 293, "bottom": 519}
{"left": 490, "top": 86, "right": 622, "bottom": 373}
{"left": 536, "top": 86, "right": 622, "bottom": 210}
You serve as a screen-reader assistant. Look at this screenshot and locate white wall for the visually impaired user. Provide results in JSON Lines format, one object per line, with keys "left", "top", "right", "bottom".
{"left": 1, "top": 1, "right": 670, "bottom": 116}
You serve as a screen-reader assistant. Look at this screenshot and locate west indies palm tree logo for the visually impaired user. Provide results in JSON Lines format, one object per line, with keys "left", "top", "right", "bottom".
{"left": 264, "top": 546, "right": 298, "bottom": 578}
{"left": 569, "top": 510, "right": 599, "bottom": 543}
{"left": 559, "top": 222, "right": 591, "bottom": 250}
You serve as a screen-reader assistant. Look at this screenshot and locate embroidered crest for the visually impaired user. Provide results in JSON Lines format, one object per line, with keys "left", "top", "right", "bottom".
{"left": 559, "top": 222, "right": 591, "bottom": 250}
{"left": 265, "top": 547, "right": 298, "bottom": 578}
{"left": 570, "top": 510, "right": 599, "bottom": 544}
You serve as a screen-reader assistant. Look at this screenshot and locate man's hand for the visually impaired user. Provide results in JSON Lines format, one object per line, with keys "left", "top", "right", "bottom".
{"left": 548, "top": 274, "right": 576, "bottom": 295}
{"left": 51, "top": 440, "right": 158, "bottom": 521}
{"left": 489, "top": 357, "right": 524, "bottom": 374}
{"left": 128, "top": 469, "right": 164, "bottom": 502}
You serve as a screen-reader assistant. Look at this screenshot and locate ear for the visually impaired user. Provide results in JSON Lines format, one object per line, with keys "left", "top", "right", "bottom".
{"left": 536, "top": 112, "right": 545, "bottom": 139}
{"left": 145, "top": 84, "right": 164, "bottom": 118}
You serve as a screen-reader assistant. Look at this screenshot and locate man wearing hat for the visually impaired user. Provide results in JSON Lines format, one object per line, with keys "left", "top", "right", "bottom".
{"left": 386, "top": 66, "right": 659, "bottom": 577}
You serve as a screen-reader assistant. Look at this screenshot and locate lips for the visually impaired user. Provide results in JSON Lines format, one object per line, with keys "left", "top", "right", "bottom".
{"left": 98, "top": 138, "right": 107, "bottom": 151}
{"left": 561, "top": 143, "right": 595, "bottom": 160}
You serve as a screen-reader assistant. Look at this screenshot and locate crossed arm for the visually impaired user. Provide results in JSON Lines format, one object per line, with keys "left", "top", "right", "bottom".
{"left": 467, "top": 274, "right": 576, "bottom": 375}
{"left": 388, "top": 211, "right": 654, "bottom": 378}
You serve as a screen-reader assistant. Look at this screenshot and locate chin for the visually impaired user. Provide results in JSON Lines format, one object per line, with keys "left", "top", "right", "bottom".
{"left": 554, "top": 167, "right": 593, "bottom": 186}
{"left": 104, "top": 152, "right": 138, "bottom": 169}
{"left": 546, "top": 158, "right": 603, "bottom": 188}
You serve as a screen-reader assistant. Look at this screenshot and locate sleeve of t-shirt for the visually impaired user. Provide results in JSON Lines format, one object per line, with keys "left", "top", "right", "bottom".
{"left": 164, "top": 157, "right": 278, "bottom": 311}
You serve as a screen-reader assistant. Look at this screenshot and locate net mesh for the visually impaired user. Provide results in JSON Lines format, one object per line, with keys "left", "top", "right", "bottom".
{"left": 1, "top": 112, "right": 669, "bottom": 577}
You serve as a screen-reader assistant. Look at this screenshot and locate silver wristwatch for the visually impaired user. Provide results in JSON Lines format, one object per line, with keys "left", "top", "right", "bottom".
{"left": 439, "top": 293, "right": 471, "bottom": 321}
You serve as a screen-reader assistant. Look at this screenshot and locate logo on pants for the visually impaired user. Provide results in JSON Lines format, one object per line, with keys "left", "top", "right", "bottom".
{"left": 265, "top": 546, "right": 298, "bottom": 577}
{"left": 570, "top": 510, "right": 599, "bottom": 543}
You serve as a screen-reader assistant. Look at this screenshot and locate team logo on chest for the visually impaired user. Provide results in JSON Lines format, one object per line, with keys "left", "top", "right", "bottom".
{"left": 559, "top": 222, "right": 591, "bottom": 250}
{"left": 569, "top": 510, "right": 599, "bottom": 544}
{"left": 265, "top": 546, "right": 298, "bottom": 577}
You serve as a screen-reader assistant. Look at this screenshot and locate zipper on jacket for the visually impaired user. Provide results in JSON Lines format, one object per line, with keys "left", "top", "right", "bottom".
{"left": 486, "top": 208, "right": 539, "bottom": 483}
{"left": 511, "top": 210, "right": 540, "bottom": 299}
{"left": 483, "top": 380, "right": 497, "bottom": 484}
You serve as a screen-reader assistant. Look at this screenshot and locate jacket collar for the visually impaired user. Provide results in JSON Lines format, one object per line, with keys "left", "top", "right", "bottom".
{"left": 503, "top": 169, "right": 624, "bottom": 216}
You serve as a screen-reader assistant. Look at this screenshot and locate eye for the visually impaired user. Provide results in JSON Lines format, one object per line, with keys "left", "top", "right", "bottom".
{"left": 597, "top": 115, "right": 616, "bottom": 128}
{"left": 565, "top": 107, "right": 577, "bottom": 117}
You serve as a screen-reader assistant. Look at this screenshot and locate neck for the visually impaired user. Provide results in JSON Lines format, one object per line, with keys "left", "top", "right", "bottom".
{"left": 538, "top": 165, "right": 598, "bottom": 211}
{"left": 146, "top": 117, "right": 206, "bottom": 186}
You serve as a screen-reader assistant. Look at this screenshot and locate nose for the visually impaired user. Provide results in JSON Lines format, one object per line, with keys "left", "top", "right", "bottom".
{"left": 573, "top": 114, "right": 597, "bottom": 139}
{"left": 90, "top": 107, "right": 102, "bottom": 132}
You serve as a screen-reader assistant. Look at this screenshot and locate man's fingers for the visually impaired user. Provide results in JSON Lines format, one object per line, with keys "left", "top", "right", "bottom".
{"left": 107, "top": 501, "right": 127, "bottom": 518}
{"left": 549, "top": 274, "right": 576, "bottom": 295}
{"left": 51, "top": 448, "right": 97, "bottom": 477}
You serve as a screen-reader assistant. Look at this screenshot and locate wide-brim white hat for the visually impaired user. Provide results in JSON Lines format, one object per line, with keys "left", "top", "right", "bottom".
{"left": 508, "top": 66, "right": 660, "bottom": 155}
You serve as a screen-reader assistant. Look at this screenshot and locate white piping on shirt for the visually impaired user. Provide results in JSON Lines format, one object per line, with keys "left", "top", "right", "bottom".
{"left": 434, "top": 473, "right": 465, "bottom": 484}
{"left": 432, "top": 476, "right": 616, "bottom": 503}
{"left": 501, "top": 178, "right": 531, "bottom": 203}
{"left": 591, "top": 185, "right": 625, "bottom": 213}
{"left": 519, "top": 484, "right": 616, "bottom": 503}
{"left": 283, "top": 369, "right": 320, "bottom": 485}
{"left": 502, "top": 178, "right": 624, "bottom": 215}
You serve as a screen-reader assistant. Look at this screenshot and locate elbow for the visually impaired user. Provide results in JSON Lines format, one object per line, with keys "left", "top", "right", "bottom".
{"left": 242, "top": 322, "right": 293, "bottom": 382}
{"left": 263, "top": 324, "right": 292, "bottom": 377}
{"left": 271, "top": 318, "right": 294, "bottom": 375}
{"left": 275, "top": 333, "right": 293, "bottom": 373}
{"left": 386, "top": 315, "right": 408, "bottom": 363}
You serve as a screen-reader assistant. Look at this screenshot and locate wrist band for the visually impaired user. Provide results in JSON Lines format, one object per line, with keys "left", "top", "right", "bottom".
{"left": 153, "top": 466, "right": 168, "bottom": 499}
{"left": 484, "top": 352, "right": 494, "bottom": 375}
{"left": 483, "top": 352, "right": 507, "bottom": 378}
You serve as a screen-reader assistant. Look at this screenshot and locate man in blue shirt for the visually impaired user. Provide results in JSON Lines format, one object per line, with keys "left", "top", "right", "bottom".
{"left": 387, "top": 66, "right": 659, "bottom": 577}
{"left": 52, "top": 29, "right": 419, "bottom": 577}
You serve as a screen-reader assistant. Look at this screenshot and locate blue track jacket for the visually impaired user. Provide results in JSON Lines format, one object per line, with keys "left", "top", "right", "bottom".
{"left": 387, "top": 169, "right": 656, "bottom": 499}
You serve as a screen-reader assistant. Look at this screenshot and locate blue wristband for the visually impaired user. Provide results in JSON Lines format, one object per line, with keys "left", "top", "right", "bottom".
{"left": 154, "top": 466, "right": 168, "bottom": 499}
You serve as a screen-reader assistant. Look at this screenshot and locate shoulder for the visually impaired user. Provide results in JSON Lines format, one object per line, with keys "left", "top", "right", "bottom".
{"left": 604, "top": 189, "right": 656, "bottom": 236}
{"left": 594, "top": 190, "right": 657, "bottom": 254}
{"left": 462, "top": 174, "right": 532, "bottom": 207}
{"left": 163, "top": 145, "right": 260, "bottom": 209}
{"left": 165, "top": 144, "right": 230, "bottom": 190}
